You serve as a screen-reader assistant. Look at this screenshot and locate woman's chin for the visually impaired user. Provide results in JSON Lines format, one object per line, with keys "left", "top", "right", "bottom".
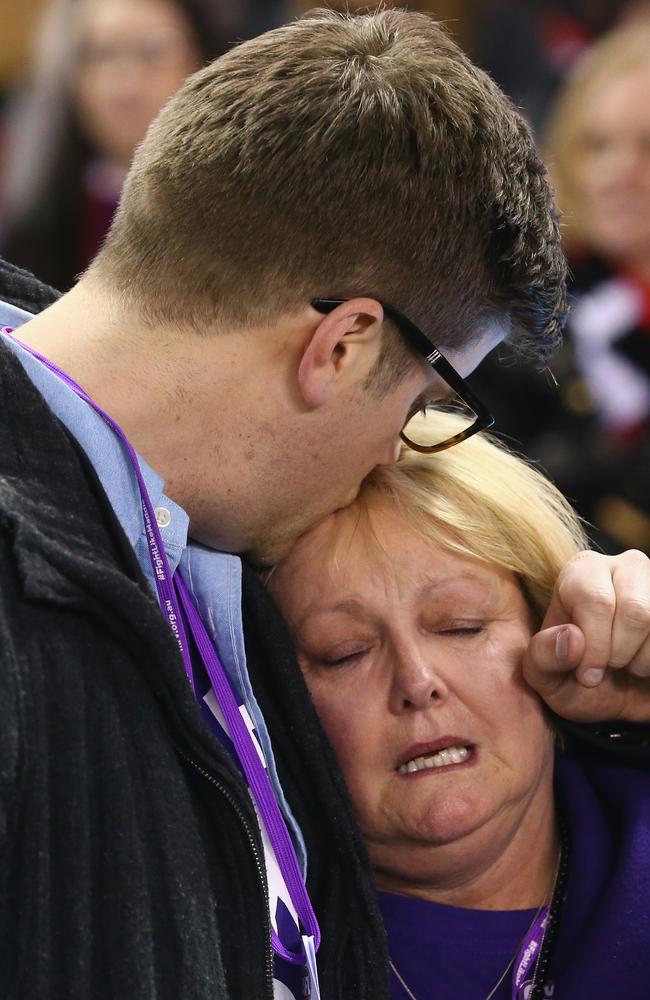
{"left": 368, "top": 789, "right": 495, "bottom": 851}
{"left": 410, "top": 794, "right": 489, "bottom": 847}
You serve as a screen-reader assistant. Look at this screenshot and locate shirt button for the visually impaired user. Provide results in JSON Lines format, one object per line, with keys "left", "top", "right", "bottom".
{"left": 155, "top": 506, "right": 172, "bottom": 528}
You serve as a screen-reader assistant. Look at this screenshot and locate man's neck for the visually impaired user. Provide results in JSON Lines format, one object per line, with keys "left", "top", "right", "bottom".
{"left": 11, "top": 278, "right": 309, "bottom": 554}
{"left": 11, "top": 280, "right": 237, "bottom": 513}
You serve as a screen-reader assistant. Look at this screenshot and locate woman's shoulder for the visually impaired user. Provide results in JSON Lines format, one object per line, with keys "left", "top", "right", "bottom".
{"left": 556, "top": 746, "right": 650, "bottom": 821}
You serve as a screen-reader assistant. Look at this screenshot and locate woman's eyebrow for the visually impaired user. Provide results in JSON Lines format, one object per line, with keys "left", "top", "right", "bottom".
{"left": 416, "top": 572, "right": 484, "bottom": 597}
{"left": 294, "top": 596, "right": 370, "bottom": 629}
{"left": 294, "top": 573, "right": 487, "bottom": 629}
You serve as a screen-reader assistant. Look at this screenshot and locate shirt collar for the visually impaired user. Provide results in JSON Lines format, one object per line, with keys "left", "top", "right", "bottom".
{"left": 2, "top": 327, "right": 189, "bottom": 569}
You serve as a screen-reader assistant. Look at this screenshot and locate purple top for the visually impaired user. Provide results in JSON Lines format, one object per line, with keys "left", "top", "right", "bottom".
{"left": 380, "top": 752, "right": 650, "bottom": 999}
{"left": 380, "top": 891, "right": 535, "bottom": 999}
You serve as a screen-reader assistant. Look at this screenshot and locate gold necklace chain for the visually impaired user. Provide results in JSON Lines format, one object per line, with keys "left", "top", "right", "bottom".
{"left": 387, "top": 843, "right": 563, "bottom": 1000}
{"left": 389, "top": 900, "right": 546, "bottom": 1000}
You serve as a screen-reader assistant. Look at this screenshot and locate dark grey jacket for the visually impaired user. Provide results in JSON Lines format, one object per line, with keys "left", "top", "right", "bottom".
{"left": 0, "top": 331, "right": 389, "bottom": 999}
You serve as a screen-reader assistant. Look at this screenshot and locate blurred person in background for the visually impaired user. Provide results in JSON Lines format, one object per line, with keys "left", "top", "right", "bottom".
{"left": 0, "top": 0, "right": 227, "bottom": 291}
{"left": 472, "top": 18, "right": 650, "bottom": 554}
{"left": 469, "top": 0, "right": 644, "bottom": 135}
{"left": 546, "top": 19, "right": 650, "bottom": 437}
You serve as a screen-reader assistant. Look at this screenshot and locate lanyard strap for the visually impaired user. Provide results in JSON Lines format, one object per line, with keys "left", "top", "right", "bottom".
{"left": 3, "top": 330, "right": 196, "bottom": 691}
{"left": 511, "top": 906, "right": 549, "bottom": 999}
{"left": 6, "top": 330, "right": 321, "bottom": 965}
{"left": 175, "top": 572, "right": 321, "bottom": 961}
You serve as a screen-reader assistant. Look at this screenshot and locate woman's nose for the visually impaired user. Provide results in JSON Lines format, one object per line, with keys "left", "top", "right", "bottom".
{"left": 389, "top": 642, "right": 449, "bottom": 713}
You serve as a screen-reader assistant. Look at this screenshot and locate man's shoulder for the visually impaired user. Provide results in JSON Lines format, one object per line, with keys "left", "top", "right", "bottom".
{"left": 0, "top": 258, "right": 59, "bottom": 316}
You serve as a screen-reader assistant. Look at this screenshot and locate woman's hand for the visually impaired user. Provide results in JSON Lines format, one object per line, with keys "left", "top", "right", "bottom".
{"left": 523, "top": 550, "right": 650, "bottom": 722}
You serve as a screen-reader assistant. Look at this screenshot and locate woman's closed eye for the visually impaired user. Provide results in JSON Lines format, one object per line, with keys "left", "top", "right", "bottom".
{"left": 434, "top": 622, "right": 485, "bottom": 638}
{"left": 308, "top": 643, "right": 373, "bottom": 669}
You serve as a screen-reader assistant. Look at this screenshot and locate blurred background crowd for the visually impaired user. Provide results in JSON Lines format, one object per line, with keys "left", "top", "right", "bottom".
{"left": 1, "top": 0, "right": 649, "bottom": 554}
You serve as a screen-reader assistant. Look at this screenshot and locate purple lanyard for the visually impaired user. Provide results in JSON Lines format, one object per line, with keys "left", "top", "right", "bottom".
{"left": 512, "top": 906, "right": 549, "bottom": 999}
{"left": 6, "top": 330, "right": 321, "bottom": 966}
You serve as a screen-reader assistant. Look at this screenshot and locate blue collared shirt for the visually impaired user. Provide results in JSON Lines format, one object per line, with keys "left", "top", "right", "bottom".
{"left": 1, "top": 307, "right": 306, "bottom": 870}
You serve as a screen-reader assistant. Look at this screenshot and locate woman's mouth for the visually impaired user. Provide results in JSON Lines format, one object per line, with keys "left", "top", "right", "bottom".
{"left": 396, "top": 741, "right": 476, "bottom": 776}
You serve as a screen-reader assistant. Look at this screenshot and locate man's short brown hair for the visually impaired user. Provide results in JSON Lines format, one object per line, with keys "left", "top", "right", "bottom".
{"left": 93, "top": 7, "right": 566, "bottom": 366}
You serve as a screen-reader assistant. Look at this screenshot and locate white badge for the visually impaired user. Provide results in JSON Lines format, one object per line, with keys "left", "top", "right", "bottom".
{"left": 302, "top": 935, "right": 321, "bottom": 1000}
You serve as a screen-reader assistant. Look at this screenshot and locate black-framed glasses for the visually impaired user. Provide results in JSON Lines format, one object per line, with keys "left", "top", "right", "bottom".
{"left": 312, "top": 298, "right": 495, "bottom": 454}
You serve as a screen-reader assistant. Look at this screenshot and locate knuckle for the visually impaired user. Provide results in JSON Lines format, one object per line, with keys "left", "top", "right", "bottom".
{"left": 622, "top": 549, "right": 649, "bottom": 567}
{"left": 560, "top": 550, "right": 595, "bottom": 576}
{"left": 581, "top": 588, "right": 616, "bottom": 614}
{"left": 619, "top": 597, "right": 650, "bottom": 631}
{"left": 556, "top": 551, "right": 583, "bottom": 580}
{"left": 556, "top": 553, "right": 612, "bottom": 602}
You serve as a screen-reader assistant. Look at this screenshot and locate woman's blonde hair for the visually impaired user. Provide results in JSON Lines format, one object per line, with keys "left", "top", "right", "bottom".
{"left": 544, "top": 20, "right": 650, "bottom": 246}
{"left": 339, "top": 412, "right": 588, "bottom": 625}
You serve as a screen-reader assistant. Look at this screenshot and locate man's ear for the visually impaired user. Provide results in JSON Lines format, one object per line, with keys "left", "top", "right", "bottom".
{"left": 298, "top": 298, "right": 384, "bottom": 409}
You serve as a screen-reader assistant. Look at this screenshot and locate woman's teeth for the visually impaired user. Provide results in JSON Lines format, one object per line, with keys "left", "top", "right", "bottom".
{"left": 397, "top": 745, "right": 470, "bottom": 774}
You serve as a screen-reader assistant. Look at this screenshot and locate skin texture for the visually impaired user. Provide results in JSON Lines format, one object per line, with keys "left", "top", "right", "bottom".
{"left": 270, "top": 506, "right": 558, "bottom": 909}
{"left": 14, "top": 286, "right": 500, "bottom": 565}
{"left": 523, "top": 549, "right": 650, "bottom": 721}
{"left": 73, "top": 0, "right": 203, "bottom": 170}
{"left": 568, "top": 67, "right": 650, "bottom": 277}
{"left": 13, "top": 278, "right": 650, "bottom": 710}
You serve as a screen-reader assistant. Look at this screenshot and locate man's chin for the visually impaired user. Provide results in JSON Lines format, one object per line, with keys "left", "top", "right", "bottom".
{"left": 243, "top": 506, "right": 347, "bottom": 568}
{"left": 187, "top": 517, "right": 295, "bottom": 566}
{"left": 242, "top": 548, "right": 277, "bottom": 569}
{"left": 242, "top": 534, "right": 296, "bottom": 569}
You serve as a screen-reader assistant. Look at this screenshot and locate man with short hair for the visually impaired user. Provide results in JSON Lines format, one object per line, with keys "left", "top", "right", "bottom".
{"left": 1, "top": 10, "right": 648, "bottom": 1000}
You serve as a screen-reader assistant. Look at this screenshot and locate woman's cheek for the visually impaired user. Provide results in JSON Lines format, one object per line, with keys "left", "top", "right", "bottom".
{"left": 309, "top": 676, "right": 375, "bottom": 771}
{"left": 307, "top": 678, "right": 352, "bottom": 747}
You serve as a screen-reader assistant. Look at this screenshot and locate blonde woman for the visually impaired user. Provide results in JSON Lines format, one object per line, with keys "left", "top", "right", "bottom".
{"left": 269, "top": 414, "right": 650, "bottom": 1000}
{"left": 543, "top": 20, "right": 650, "bottom": 427}
{"left": 472, "top": 21, "right": 650, "bottom": 552}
